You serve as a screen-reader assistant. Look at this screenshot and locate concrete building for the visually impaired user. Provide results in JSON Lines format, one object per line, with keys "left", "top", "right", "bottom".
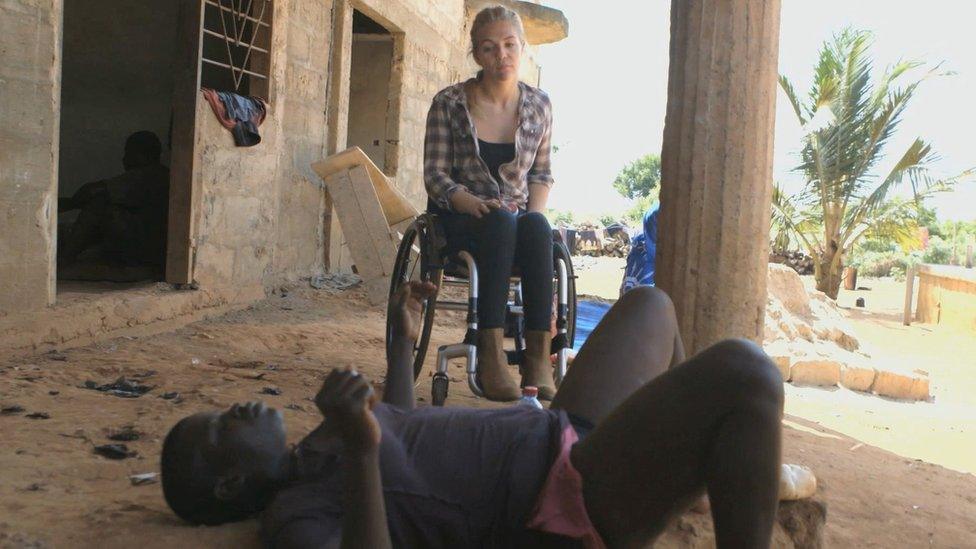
{"left": 0, "top": 0, "right": 567, "bottom": 350}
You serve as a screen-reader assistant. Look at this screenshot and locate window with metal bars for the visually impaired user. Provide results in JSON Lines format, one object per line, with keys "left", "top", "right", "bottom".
{"left": 200, "top": 0, "right": 273, "bottom": 98}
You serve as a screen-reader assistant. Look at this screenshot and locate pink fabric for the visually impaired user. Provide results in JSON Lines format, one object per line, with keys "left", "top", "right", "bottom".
{"left": 526, "top": 425, "right": 607, "bottom": 549}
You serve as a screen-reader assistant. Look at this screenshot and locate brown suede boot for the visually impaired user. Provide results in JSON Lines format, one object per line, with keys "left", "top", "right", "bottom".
{"left": 477, "top": 328, "right": 521, "bottom": 401}
{"left": 523, "top": 330, "right": 556, "bottom": 400}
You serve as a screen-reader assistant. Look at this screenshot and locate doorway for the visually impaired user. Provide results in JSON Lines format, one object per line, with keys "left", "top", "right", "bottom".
{"left": 348, "top": 10, "right": 399, "bottom": 175}
{"left": 56, "top": 0, "right": 182, "bottom": 290}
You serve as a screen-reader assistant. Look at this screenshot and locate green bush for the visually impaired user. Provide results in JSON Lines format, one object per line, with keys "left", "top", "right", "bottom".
{"left": 849, "top": 249, "right": 922, "bottom": 278}
{"left": 922, "top": 235, "right": 954, "bottom": 265}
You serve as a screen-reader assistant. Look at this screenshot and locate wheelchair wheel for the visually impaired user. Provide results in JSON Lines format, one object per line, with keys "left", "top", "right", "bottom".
{"left": 386, "top": 216, "right": 441, "bottom": 381}
{"left": 554, "top": 240, "right": 578, "bottom": 349}
{"left": 431, "top": 373, "right": 449, "bottom": 406}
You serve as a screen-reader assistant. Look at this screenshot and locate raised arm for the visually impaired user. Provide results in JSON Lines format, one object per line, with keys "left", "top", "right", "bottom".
{"left": 314, "top": 369, "right": 391, "bottom": 549}
{"left": 384, "top": 281, "right": 437, "bottom": 410}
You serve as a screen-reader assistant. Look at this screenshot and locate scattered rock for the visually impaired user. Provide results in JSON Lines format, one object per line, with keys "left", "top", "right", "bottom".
{"left": 791, "top": 360, "right": 841, "bottom": 387}
{"left": 107, "top": 426, "right": 142, "bottom": 442}
{"left": 873, "top": 370, "right": 930, "bottom": 401}
{"left": 93, "top": 444, "right": 138, "bottom": 460}
{"left": 25, "top": 412, "right": 50, "bottom": 420}
{"left": 768, "top": 263, "right": 813, "bottom": 317}
{"left": 48, "top": 390, "right": 60, "bottom": 396}
{"left": 160, "top": 392, "right": 181, "bottom": 400}
{"left": 261, "top": 387, "right": 282, "bottom": 396}
{"left": 83, "top": 377, "right": 153, "bottom": 398}
{"left": 310, "top": 272, "right": 362, "bottom": 292}
{"left": 777, "top": 498, "right": 828, "bottom": 549}
{"left": 779, "top": 464, "right": 817, "bottom": 501}
{"left": 46, "top": 352, "right": 68, "bottom": 361}
{"left": 129, "top": 472, "right": 159, "bottom": 486}
{"left": 1, "top": 405, "right": 26, "bottom": 415}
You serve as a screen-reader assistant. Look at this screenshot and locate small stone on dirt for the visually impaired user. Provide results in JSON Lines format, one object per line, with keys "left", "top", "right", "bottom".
{"left": 129, "top": 472, "right": 159, "bottom": 486}
{"left": 1, "top": 405, "right": 26, "bottom": 415}
{"left": 107, "top": 426, "right": 142, "bottom": 442}
{"left": 83, "top": 377, "right": 153, "bottom": 398}
{"left": 93, "top": 444, "right": 138, "bottom": 460}
{"left": 261, "top": 387, "right": 282, "bottom": 396}
{"left": 26, "top": 412, "right": 50, "bottom": 420}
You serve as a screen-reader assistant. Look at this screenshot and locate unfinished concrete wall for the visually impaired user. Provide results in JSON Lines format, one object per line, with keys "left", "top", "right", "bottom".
{"left": 348, "top": 37, "right": 394, "bottom": 172}
{"left": 191, "top": 0, "right": 330, "bottom": 290}
{"left": 0, "top": 0, "right": 61, "bottom": 312}
{"left": 58, "top": 0, "right": 179, "bottom": 196}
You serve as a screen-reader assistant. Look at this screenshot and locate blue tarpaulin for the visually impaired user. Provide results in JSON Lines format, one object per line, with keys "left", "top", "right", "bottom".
{"left": 573, "top": 300, "right": 612, "bottom": 348}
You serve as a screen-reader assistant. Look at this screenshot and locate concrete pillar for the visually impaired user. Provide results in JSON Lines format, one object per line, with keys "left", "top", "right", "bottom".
{"left": 656, "top": 0, "right": 782, "bottom": 354}
{"left": 0, "top": 0, "right": 63, "bottom": 311}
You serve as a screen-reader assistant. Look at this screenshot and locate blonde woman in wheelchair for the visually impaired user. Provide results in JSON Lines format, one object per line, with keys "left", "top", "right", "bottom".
{"left": 424, "top": 6, "right": 557, "bottom": 401}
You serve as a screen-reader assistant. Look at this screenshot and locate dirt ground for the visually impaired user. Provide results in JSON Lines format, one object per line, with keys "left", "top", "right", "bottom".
{"left": 2, "top": 269, "right": 975, "bottom": 548}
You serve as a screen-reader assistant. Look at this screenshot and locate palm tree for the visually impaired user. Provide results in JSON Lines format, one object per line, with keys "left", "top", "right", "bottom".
{"left": 775, "top": 28, "right": 972, "bottom": 299}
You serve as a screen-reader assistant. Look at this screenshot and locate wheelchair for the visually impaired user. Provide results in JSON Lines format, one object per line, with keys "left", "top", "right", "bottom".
{"left": 385, "top": 211, "right": 577, "bottom": 406}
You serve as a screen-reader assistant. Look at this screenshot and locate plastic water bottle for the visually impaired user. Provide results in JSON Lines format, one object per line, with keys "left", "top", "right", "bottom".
{"left": 518, "top": 386, "right": 544, "bottom": 409}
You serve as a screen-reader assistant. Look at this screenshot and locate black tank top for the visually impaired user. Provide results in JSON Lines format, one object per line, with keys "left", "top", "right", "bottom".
{"left": 478, "top": 139, "right": 516, "bottom": 183}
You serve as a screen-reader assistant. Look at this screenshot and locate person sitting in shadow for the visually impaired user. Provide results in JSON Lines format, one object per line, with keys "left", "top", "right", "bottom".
{"left": 160, "top": 281, "right": 786, "bottom": 548}
{"left": 59, "top": 130, "right": 170, "bottom": 278}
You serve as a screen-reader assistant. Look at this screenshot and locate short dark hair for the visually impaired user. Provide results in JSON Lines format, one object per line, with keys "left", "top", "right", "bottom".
{"left": 125, "top": 131, "right": 162, "bottom": 162}
{"left": 160, "top": 417, "right": 256, "bottom": 525}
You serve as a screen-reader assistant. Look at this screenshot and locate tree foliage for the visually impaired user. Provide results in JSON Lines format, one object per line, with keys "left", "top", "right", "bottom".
{"left": 773, "top": 27, "right": 973, "bottom": 298}
{"left": 613, "top": 153, "right": 661, "bottom": 200}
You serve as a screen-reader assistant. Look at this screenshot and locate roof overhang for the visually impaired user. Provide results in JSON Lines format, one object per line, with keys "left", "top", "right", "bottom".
{"left": 465, "top": 0, "right": 569, "bottom": 45}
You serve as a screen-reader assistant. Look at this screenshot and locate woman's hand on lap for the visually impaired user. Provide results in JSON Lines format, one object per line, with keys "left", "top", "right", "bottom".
{"left": 450, "top": 190, "right": 499, "bottom": 218}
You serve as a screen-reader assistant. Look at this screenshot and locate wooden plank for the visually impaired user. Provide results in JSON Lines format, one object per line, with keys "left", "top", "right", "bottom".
{"left": 324, "top": 170, "right": 396, "bottom": 305}
{"left": 166, "top": 0, "right": 206, "bottom": 284}
{"left": 312, "top": 146, "right": 418, "bottom": 226}
{"left": 903, "top": 264, "right": 916, "bottom": 326}
{"left": 347, "top": 166, "right": 398, "bottom": 301}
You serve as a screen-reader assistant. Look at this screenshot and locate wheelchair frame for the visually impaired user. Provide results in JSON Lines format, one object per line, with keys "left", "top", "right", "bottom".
{"left": 386, "top": 212, "right": 577, "bottom": 406}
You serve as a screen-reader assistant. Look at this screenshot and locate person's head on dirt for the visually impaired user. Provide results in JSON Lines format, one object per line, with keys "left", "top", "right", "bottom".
{"left": 161, "top": 400, "right": 291, "bottom": 525}
{"left": 122, "top": 131, "right": 162, "bottom": 171}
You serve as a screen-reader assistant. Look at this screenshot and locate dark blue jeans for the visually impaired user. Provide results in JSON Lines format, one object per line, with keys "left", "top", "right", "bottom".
{"left": 439, "top": 208, "right": 553, "bottom": 331}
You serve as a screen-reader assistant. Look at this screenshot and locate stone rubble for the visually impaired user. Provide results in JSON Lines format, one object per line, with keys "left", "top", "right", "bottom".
{"left": 763, "top": 264, "right": 930, "bottom": 401}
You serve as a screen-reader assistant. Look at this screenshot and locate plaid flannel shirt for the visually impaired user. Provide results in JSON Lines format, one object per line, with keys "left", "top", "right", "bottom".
{"left": 424, "top": 79, "right": 555, "bottom": 212}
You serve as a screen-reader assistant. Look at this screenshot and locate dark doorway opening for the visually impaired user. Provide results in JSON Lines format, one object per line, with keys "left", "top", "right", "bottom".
{"left": 56, "top": 0, "right": 180, "bottom": 290}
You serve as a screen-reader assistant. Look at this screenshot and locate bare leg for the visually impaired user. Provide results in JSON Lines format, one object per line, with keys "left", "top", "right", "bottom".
{"left": 551, "top": 286, "right": 685, "bottom": 424}
{"left": 572, "top": 339, "right": 784, "bottom": 548}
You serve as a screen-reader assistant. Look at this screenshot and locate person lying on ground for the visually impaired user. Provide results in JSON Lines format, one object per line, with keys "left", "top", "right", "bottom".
{"left": 161, "top": 282, "right": 785, "bottom": 548}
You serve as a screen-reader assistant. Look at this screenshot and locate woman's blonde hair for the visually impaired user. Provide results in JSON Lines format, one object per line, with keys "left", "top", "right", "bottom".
{"left": 470, "top": 5, "right": 527, "bottom": 55}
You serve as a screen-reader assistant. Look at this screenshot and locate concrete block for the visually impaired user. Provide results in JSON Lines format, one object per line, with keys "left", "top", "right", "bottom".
{"left": 839, "top": 363, "right": 877, "bottom": 392}
{"left": 770, "top": 355, "right": 792, "bottom": 382}
{"left": 790, "top": 359, "right": 841, "bottom": 387}
{"left": 873, "top": 370, "right": 930, "bottom": 401}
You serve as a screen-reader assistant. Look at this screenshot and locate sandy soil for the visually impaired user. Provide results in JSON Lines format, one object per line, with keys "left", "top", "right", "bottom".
{"left": 1, "top": 274, "right": 975, "bottom": 548}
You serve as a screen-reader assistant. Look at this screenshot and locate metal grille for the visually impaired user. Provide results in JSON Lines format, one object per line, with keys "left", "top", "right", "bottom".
{"left": 201, "top": 0, "right": 272, "bottom": 93}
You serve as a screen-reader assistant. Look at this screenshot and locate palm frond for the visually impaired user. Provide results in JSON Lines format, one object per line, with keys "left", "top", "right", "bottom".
{"left": 778, "top": 75, "right": 808, "bottom": 125}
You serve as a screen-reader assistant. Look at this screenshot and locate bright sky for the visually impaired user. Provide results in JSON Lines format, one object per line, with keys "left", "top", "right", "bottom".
{"left": 536, "top": 0, "right": 976, "bottom": 221}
